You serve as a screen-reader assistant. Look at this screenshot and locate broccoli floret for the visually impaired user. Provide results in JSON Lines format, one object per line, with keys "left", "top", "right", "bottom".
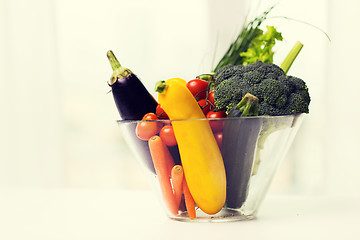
{"left": 277, "top": 75, "right": 294, "bottom": 93}
{"left": 256, "top": 78, "right": 288, "bottom": 107}
{"left": 213, "top": 78, "right": 245, "bottom": 111}
{"left": 281, "top": 75, "right": 310, "bottom": 114}
{"left": 242, "top": 60, "right": 264, "bottom": 72}
{"left": 259, "top": 102, "right": 287, "bottom": 115}
{"left": 213, "top": 65, "right": 245, "bottom": 85}
{"left": 285, "top": 91, "right": 310, "bottom": 114}
{"left": 287, "top": 75, "right": 309, "bottom": 91}
{"left": 213, "top": 61, "right": 310, "bottom": 116}
{"left": 243, "top": 70, "right": 265, "bottom": 85}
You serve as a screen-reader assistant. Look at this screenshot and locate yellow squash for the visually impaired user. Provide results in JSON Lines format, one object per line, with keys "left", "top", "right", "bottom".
{"left": 155, "top": 78, "right": 226, "bottom": 214}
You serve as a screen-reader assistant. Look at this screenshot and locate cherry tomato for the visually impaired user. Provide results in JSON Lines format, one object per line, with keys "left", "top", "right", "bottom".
{"left": 156, "top": 104, "right": 169, "bottom": 119}
{"left": 208, "top": 91, "right": 215, "bottom": 109}
{"left": 214, "top": 131, "right": 223, "bottom": 149}
{"left": 198, "top": 99, "right": 211, "bottom": 115}
{"left": 143, "top": 112, "right": 164, "bottom": 128}
{"left": 186, "top": 79, "right": 209, "bottom": 100}
{"left": 136, "top": 113, "right": 161, "bottom": 141}
{"left": 159, "top": 125, "right": 177, "bottom": 146}
{"left": 142, "top": 112, "right": 158, "bottom": 120}
{"left": 206, "top": 110, "right": 227, "bottom": 132}
{"left": 136, "top": 121, "right": 159, "bottom": 141}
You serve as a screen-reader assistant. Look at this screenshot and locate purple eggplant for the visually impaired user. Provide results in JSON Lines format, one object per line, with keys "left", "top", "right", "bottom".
{"left": 222, "top": 93, "right": 262, "bottom": 209}
{"left": 107, "top": 50, "right": 158, "bottom": 173}
{"left": 107, "top": 50, "right": 158, "bottom": 120}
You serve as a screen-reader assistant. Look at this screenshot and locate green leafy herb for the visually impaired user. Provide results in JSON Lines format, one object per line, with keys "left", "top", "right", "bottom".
{"left": 240, "top": 25, "right": 283, "bottom": 65}
{"left": 213, "top": 5, "right": 276, "bottom": 73}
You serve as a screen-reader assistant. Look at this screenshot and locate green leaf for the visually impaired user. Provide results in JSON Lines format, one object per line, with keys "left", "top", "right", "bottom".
{"left": 240, "top": 25, "right": 283, "bottom": 65}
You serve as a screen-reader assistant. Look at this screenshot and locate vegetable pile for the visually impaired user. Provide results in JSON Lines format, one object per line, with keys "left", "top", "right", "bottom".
{"left": 137, "top": 78, "right": 227, "bottom": 217}
{"left": 107, "top": 6, "right": 315, "bottom": 220}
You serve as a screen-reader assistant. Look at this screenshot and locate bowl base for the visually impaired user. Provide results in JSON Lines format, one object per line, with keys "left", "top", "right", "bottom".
{"left": 169, "top": 208, "right": 257, "bottom": 223}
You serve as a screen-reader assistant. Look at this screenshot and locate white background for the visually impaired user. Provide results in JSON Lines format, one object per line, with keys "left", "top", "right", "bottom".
{"left": 0, "top": 0, "right": 359, "bottom": 197}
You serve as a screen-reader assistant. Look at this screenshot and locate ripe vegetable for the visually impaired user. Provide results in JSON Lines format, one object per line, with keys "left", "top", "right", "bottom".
{"left": 183, "top": 178, "right": 196, "bottom": 219}
{"left": 142, "top": 112, "right": 160, "bottom": 121}
{"left": 208, "top": 90, "right": 215, "bottom": 108}
{"left": 136, "top": 122, "right": 158, "bottom": 141}
{"left": 197, "top": 99, "right": 211, "bottom": 115}
{"left": 148, "top": 136, "right": 177, "bottom": 215}
{"left": 213, "top": 60, "right": 310, "bottom": 116}
{"left": 222, "top": 117, "right": 263, "bottom": 208}
{"left": 136, "top": 113, "right": 161, "bottom": 141}
{"left": 155, "top": 78, "right": 226, "bottom": 215}
{"left": 206, "top": 110, "right": 227, "bottom": 133}
{"left": 186, "top": 79, "right": 209, "bottom": 100}
{"left": 106, "top": 50, "right": 157, "bottom": 120}
{"left": 156, "top": 104, "right": 169, "bottom": 119}
{"left": 160, "top": 125, "right": 177, "bottom": 147}
{"left": 171, "top": 165, "right": 184, "bottom": 211}
{"left": 221, "top": 93, "right": 262, "bottom": 208}
{"left": 107, "top": 50, "right": 157, "bottom": 173}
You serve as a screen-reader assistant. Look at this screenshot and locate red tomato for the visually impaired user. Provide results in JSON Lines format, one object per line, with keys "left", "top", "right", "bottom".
{"left": 214, "top": 131, "right": 223, "bottom": 149}
{"left": 136, "top": 121, "right": 159, "bottom": 141}
{"left": 206, "top": 110, "right": 227, "bottom": 119}
{"left": 142, "top": 112, "right": 158, "bottom": 120}
{"left": 186, "top": 79, "right": 209, "bottom": 100}
{"left": 198, "top": 99, "right": 211, "bottom": 115}
{"left": 143, "top": 113, "right": 163, "bottom": 128}
{"left": 159, "top": 125, "right": 177, "bottom": 146}
{"left": 156, "top": 104, "right": 169, "bottom": 119}
{"left": 208, "top": 91, "right": 215, "bottom": 109}
{"left": 206, "top": 110, "right": 227, "bottom": 132}
{"left": 136, "top": 113, "right": 161, "bottom": 141}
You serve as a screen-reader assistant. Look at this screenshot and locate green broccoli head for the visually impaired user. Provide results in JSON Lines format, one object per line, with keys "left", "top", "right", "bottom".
{"left": 214, "top": 77, "right": 247, "bottom": 111}
{"left": 213, "top": 61, "right": 310, "bottom": 116}
{"left": 286, "top": 90, "right": 310, "bottom": 114}
{"left": 276, "top": 75, "right": 310, "bottom": 114}
{"left": 213, "top": 65, "right": 245, "bottom": 86}
{"left": 256, "top": 79, "right": 288, "bottom": 107}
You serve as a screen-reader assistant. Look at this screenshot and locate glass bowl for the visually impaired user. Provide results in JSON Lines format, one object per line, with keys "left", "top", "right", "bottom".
{"left": 117, "top": 114, "right": 304, "bottom": 222}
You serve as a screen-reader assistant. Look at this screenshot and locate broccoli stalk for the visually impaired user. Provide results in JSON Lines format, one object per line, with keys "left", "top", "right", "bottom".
{"left": 237, "top": 93, "right": 260, "bottom": 116}
{"left": 280, "top": 41, "right": 303, "bottom": 74}
{"left": 228, "top": 93, "right": 260, "bottom": 117}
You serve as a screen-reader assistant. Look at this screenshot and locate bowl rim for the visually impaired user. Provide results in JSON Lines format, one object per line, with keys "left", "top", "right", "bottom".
{"left": 116, "top": 113, "right": 305, "bottom": 124}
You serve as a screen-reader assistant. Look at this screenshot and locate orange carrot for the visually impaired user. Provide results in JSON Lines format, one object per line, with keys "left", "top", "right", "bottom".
{"left": 171, "top": 165, "right": 184, "bottom": 210}
{"left": 183, "top": 177, "right": 196, "bottom": 219}
{"left": 148, "top": 135, "right": 178, "bottom": 215}
{"left": 166, "top": 149, "right": 175, "bottom": 177}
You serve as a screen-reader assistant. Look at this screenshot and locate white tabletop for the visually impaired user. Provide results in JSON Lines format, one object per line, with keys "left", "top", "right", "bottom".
{"left": 0, "top": 188, "right": 359, "bottom": 240}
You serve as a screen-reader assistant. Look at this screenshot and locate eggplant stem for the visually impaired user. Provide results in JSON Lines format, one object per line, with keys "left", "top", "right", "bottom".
{"left": 107, "top": 50, "right": 132, "bottom": 85}
{"left": 107, "top": 50, "right": 122, "bottom": 70}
